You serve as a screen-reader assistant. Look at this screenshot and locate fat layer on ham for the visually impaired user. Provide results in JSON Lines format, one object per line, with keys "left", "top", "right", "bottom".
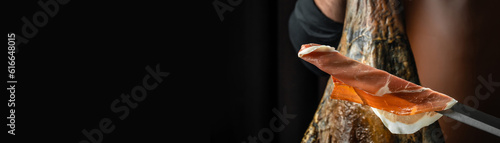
{"left": 298, "top": 44, "right": 456, "bottom": 115}
{"left": 298, "top": 44, "right": 457, "bottom": 134}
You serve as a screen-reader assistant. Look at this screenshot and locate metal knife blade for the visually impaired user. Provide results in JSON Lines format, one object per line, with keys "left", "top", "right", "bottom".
{"left": 436, "top": 102, "right": 500, "bottom": 137}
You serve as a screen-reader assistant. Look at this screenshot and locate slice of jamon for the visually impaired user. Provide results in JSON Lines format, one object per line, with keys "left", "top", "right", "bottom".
{"left": 299, "top": 44, "right": 458, "bottom": 134}
{"left": 298, "top": 43, "right": 457, "bottom": 116}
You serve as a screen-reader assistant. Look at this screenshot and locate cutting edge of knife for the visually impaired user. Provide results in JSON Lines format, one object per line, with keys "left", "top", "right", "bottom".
{"left": 436, "top": 102, "right": 500, "bottom": 137}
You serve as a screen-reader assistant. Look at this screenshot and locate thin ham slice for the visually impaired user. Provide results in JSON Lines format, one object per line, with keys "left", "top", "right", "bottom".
{"left": 298, "top": 44, "right": 457, "bottom": 116}
{"left": 298, "top": 44, "right": 459, "bottom": 134}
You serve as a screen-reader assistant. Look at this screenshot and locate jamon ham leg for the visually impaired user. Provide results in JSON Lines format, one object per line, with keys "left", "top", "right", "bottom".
{"left": 298, "top": 43, "right": 457, "bottom": 116}
{"left": 299, "top": 0, "right": 449, "bottom": 140}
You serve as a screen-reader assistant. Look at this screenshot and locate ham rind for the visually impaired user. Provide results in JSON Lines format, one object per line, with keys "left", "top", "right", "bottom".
{"left": 298, "top": 44, "right": 457, "bottom": 116}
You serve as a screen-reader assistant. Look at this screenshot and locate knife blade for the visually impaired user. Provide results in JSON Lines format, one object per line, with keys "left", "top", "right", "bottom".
{"left": 436, "top": 102, "right": 500, "bottom": 137}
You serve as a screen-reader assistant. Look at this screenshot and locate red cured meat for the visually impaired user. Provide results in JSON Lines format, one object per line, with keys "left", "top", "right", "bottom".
{"left": 298, "top": 43, "right": 457, "bottom": 115}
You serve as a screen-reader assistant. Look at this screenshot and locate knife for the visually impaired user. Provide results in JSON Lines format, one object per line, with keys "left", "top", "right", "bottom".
{"left": 436, "top": 102, "right": 500, "bottom": 137}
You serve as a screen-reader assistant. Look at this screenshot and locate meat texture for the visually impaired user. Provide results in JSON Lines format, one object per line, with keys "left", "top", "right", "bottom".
{"left": 299, "top": 44, "right": 457, "bottom": 116}
{"left": 300, "top": 0, "right": 449, "bottom": 142}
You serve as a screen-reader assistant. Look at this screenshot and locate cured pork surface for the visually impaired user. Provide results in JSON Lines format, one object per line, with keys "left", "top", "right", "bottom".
{"left": 298, "top": 44, "right": 457, "bottom": 116}
{"left": 300, "top": 0, "right": 450, "bottom": 141}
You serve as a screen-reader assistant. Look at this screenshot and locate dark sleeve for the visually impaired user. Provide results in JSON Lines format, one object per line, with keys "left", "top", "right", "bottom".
{"left": 288, "top": 0, "right": 344, "bottom": 76}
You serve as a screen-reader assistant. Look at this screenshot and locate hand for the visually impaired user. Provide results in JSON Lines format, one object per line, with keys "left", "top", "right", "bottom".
{"left": 314, "top": 0, "right": 346, "bottom": 23}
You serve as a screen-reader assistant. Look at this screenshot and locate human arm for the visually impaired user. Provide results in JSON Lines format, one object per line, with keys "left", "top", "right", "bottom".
{"left": 288, "top": 0, "right": 346, "bottom": 76}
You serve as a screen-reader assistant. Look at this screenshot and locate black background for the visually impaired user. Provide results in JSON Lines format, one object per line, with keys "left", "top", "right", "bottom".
{"left": 5, "top": 0, "right": 326, "bottom": 142}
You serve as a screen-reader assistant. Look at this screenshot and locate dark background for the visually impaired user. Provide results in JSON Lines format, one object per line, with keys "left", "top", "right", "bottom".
{"left": 5, "top": 0, "right": 325, "bottom": 143}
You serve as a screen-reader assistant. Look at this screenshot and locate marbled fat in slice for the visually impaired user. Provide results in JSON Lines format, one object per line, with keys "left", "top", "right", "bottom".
{"left": 298, "top": 44, "right": 457, "bottom": 116}
{"left": 298, "top": 44, "right": 459, "bottom": 134}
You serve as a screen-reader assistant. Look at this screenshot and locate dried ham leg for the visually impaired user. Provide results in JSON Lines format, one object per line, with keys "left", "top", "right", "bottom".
{"left": 298, "top": 44, "right": 457, "bottom": 134}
